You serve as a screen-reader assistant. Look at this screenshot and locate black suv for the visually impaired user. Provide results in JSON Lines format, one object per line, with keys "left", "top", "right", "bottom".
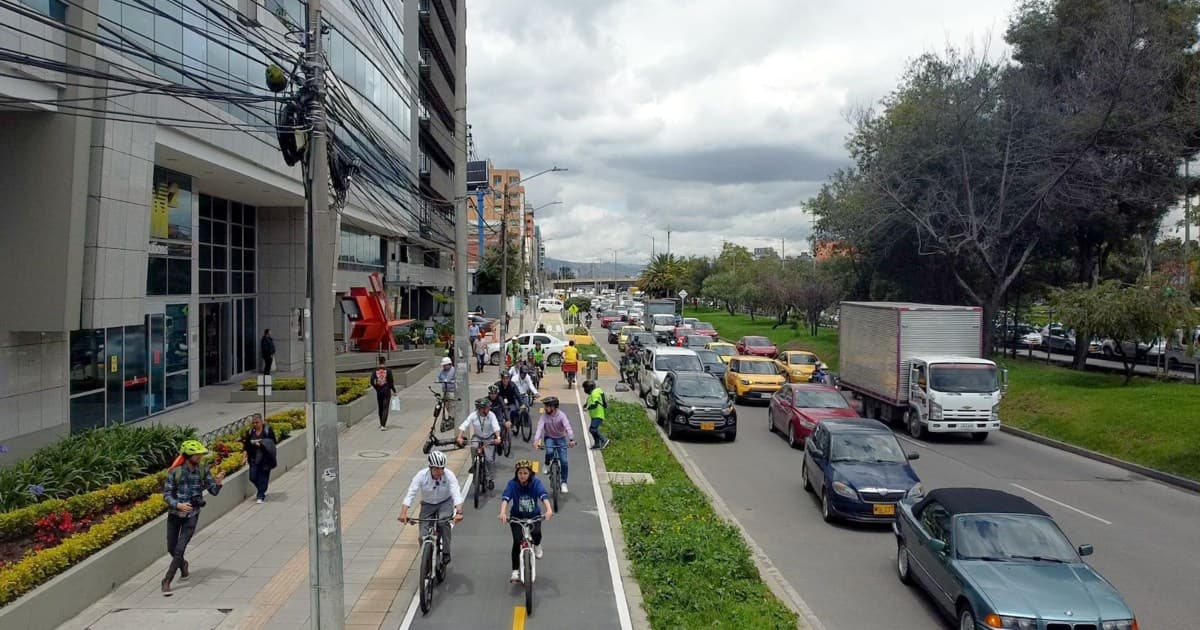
{"left": 655, "top": 371, "right": 737, "bottom": 442}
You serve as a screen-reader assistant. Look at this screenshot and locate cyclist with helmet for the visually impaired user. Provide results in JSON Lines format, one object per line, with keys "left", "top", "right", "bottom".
{"left": 507, "top": 361, "right": 540, "bottom": 408}
{"left": 160, "top": 440, "right": 226, "bottom": 596}
{"left": 811, "top": 362, "right": 829, "bottom": 384}
{"left": 534, "top": 396, "right": 576, "bottom": 494}
{"left": 456, "top": 398, "right": 502, "bottom": 489}
{"left": 499, "top": 459, "right": 554, "bottom": 582}
{"left": 582, "top": 380, "right": 610, "bottom": 450}
{"left": 399, "top": 451, "right": 464, "bottom": 567}
{"left": 530, "top": 342, "right": 546, "bottom": 384}
{"left": 493, "top": 373, "right": 523, "bottom": 423}
{"left": 561, "top": 341, "right": 580, "bottom": 388}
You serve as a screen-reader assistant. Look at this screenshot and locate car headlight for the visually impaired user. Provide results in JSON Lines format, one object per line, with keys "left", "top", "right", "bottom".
{"left": 906, "top": 483, "right": 924, "bottom": 498}
{"left": 1100, "top": 621, "right": 1137, "bottom": 630}
{"left": 983, "top": 615, "right": 1037, "bottom": 630}
{"left": 991, "top": 403, "right": 1001, "bottom": 421}
{"left": 929, "top": 401, "right": 943, "bottom": 420}
{"left": 677, "top": 405, "right": 693, "bottom": 414}
{"left": 723, "top": 405, "right": 735, "bottom": 415}
{"left": 740, "top": 378, "right": 751, "bottom": 385}
{"left": 831, "top": 481, "right": 857, "bottom": 499}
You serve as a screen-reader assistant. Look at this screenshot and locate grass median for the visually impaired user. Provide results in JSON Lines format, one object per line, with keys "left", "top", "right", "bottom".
{"left": 603, "top": 401, "right": 797, "bottom": 629}
{"left": 685, "top": 307, "right": 840, "bottom": 369}
{"left": 575, "top": 342, "right": 609, "bottom": 362}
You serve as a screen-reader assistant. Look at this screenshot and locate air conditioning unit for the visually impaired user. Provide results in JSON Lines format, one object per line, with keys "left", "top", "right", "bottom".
{"left": 237, "top": 0, "right": 262, "bottom": 26}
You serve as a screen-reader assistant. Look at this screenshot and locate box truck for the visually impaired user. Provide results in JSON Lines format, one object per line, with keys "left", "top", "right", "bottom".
{"left": 838, "top": 302, "right": 1007, "bottom": 441}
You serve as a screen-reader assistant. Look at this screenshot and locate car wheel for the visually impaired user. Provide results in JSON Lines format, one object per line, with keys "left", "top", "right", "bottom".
{"left": 821, "top": 486, "right": 836, "bottom": 523}
{"left": 906, "top": 409, "right": 925, "bottom": 440}
{"left": 644, "top": 390, "right": 656, "bottom": 408}
{"left": 896, "top": 540, "right": 913, "bottom": 585}
{"left": 970, "top": 432, "right": 989, "bottom": 442}
{"left": 767, "top": 408, "right": 776, "bottom": 434}
{"left": 489, "top": 352, "right": 500, "bottom": 366}
{"left": 1168, "top": 357, "right": 1178, "bottom": 371}
{"left": 957, "top": 606, "right": 978, "bottom": 630}
{"left": 666, "top": 417, "right": 677, "bottom": 441}
{"left": 801, "top": 461, "right": 812, "bottom": 492}
{"left": 1103, "top": 346, "right": 1113, "bottom": 357}
{"left": 787, "top": 424, "right": 800, "bottom": 449}
{"left": 547, "top": 353, "right": 563, "bottom": 367}
{"left": 724, "top": 428, "right": 736, "bottom": 442}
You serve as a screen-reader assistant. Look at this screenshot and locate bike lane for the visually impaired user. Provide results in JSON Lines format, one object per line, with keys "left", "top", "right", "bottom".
{"left": 401, "top": 365, "right": 628, "bottom": 629}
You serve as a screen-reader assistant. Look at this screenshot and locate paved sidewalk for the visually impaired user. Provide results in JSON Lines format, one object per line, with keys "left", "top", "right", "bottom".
{"left": 61, "top": 369, "right": 487, "bottom": 630}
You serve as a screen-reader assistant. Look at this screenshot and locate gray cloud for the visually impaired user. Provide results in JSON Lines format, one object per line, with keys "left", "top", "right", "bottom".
{"left": 612, "top": 145, "right": 848, "bottom": 184}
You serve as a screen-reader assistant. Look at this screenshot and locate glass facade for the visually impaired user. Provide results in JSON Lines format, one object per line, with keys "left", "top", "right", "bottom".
{"left": 69, "top": 316, "right": 181, "bottom": 432}
{"left": 148, "top": 167, "right": 193, "bottom": 296}
{"left": 19, "top": 0, "right": 66, "bottom": 21}
{"left": 328, "top": 25, "right": 411, "bottom": 139}
{"left": 200, "top": 194, "right": 256, "bottom": 297}
{"left": 338, "top": 225, "right": 385, "bottom": 271}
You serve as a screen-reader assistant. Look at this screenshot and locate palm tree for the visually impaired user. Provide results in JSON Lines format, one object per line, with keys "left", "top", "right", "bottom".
{"left": 639, "top": 254, "right": 686, "bottom": 297}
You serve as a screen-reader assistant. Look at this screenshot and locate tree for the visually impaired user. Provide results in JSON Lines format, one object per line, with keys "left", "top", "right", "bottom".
{"left": 475, "top": 242, "right": 524, "bottom": 296}
{"left": 638, "top": 254, "right": 687, "bottom": 297}
{"left": 701, "top": 272, "right": 741, "bottom": 314}
{"left": 795, "top": 265, "right": 841, "bottom": 337}
{"left": 557, "top": 265, "right": 576, "bottom": 280}
{"left": 1051, "top": 277, "right": 1196, "bottom": 383}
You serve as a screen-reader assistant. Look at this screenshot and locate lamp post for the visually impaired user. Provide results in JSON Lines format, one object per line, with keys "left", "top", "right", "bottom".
{"left": 607, "top": 247, "right": 619, "bottom": 291}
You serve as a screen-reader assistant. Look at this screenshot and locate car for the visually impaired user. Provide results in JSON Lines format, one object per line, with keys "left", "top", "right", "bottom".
{"left": 682, "top": 317, "right": 700, "bottom": 328}
{"left": 487, "top": 333, "right": 566, "bottom": 366}
{"left": 468, "top": 314, "right": 496, "bottom": 334}
{"left": 894, "top": 487, "right": 1137, "bottom": 630}
{"left": 802, "top": 419, "right": 922, "bottom": 524}
{"left": 616, "top": 307, "right": 630, "bottom": 321}
{"left": 537, "top": 298, "right": 564, "bottom": 313}
{"left": 618, "top": 326, "right": 637, "bottom": 351}
{"left": 607, "top": 323, "right": 627, "bottom": 345}
{"left": 655, "top": 371, "right": 737, "bottom": 442}
{"left": 672, "top": 325, "right": 696, "bottom": 345}
{"left": 692, "top": 321, "right": 718, "bottom": 340}
{"left": 768, "top": 383, "right": 859, "bottom": 448}
{"left": 724, "top": 356, "right": 785, "bottom": 403}
{"left": 705, "top": 342, "right": 737, "bottom": 364}
{"left": 599, "top": 310, "right": 623, "bottom": 328}
{"left": 775, "top": 350, "right": 821, "bottom": 383}
{"left": 638, "top": 346, "right": 705, "bottom": 408}
{"left": 694, "top": 349, "right": 727, "bottom": 380}
{"left": 735, "top": 335, "right": 778, "bottom": 358}
{"left": 679, "top": 335, "right": 710, "bottom": 350}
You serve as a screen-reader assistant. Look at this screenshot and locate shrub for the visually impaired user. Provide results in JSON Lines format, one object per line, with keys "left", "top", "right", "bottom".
{"left": 0, "top": 472, "right": 166, "bottom": 542}
{"left": 269, "top": 422, "right": 293, "bottom": 442}
{"left": 240, "top": 377, "right": 370, "bottom": 405}
{"left": 269, "top": 408, "right": 306, "bottom": 429}
{"left": 564, "top": 296, "right": 592, "bottom": 313}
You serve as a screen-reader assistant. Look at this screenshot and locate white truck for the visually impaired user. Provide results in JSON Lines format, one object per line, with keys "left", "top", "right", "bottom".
{"left": 645, "top": 299, "right": 679, "bottom": 341}
{"left": 838, "top": 302, "right": 1008, "bottom": 442}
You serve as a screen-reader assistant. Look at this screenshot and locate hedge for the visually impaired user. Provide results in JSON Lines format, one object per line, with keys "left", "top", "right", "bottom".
{"left": 239, "top": 377, "right": 370, "bottom": 405}
{"left": 0, "top": 473, "right": 166, "bottom": 542}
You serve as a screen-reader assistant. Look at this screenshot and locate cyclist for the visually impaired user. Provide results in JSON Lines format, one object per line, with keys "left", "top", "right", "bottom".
{"left": 498, "top": 459, "right": 554, "bottom": 583}
{"left": 582, "top": 380, "right": 610, "bottom": 450}
{"left": 508, "top": 362, "right": 540, "bottom": 408}
{"left": 534, "top": 396, "right": 576, "bottom": 494}
{"left": 811, "top": 362, "right": 829, "bottom": 384}
{"left": 561, "top": 340, "right": 579, "bottom": 388}
{"left": 398, "top": 451, "right": 464, "bottom": 566}
{"left": 505, "top": 337, "right": 522, "bottom": 370}
{"left": 493, "top": 373, "right": 523, "bottom": 424}
{"left": 536, "top": 323, "right": 547, "bottom": 333}
{"left": 455, "top": 399, "right": 502, "bottom": 489}
{"left": 530, "top": 342, "right": 546, "bottom": 384}
{"left": 585, "top": 312, "right": 593, "bottom": 327}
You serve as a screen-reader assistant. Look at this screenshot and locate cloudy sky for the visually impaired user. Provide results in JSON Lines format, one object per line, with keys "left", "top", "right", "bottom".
{"left": 466, "top": 0, "right": 1020, "bottom": 266}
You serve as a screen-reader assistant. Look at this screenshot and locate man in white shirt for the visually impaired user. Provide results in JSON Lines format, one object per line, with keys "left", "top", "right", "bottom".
{"left": 398, "top": 450, "right": 464, "bottom": 565}
{"left": 456, "top": 398, "right": 502, "bottom": 489}
{"left": 506, "top": 362, "right": 540, "bottom": 405}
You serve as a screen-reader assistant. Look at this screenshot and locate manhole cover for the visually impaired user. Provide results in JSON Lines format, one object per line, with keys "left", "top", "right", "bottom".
{"left": 358, "top": 450, "right": 392, "bottom": 459}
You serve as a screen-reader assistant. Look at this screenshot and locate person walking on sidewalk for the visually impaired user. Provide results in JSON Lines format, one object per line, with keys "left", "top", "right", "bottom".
{"left": 398, "top": 451, "right": 465, "bottom": 566}
{"left": 370, "top": 356, "right": 397, "bottom": 431}
{"left": 260, "top": 329, "right": 275, "bottom": 375}
{"left": 473, "top": 334, "right": 488, "bottom": 374}
{"left": 241, "top": 415, "right": 277, "bottom": 503}
{"left": 582, "top": 380, "right": 610, "bottom": 450}
{"left": 455, "top": 398, "right": 502, "bottom": 489}
{"left": 161, "top": 440, "right": 225, "bottom": 596}
{"left": 498, "top": 459, "right": 554, "bottom": 582}
{"left": 534, "top": 396, "right": 576, "bottom": 494}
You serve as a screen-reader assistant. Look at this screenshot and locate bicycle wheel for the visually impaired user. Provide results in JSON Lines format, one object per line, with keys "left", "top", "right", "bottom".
{"left": 523, "top": 549, "right": 534, "bottom": 616}
{"left": 549, "top": 461, "right": 561, "bottom": 511}
{"left": 472, "top": 456, "right": 481, "bottom": 509}
{"left": 520, "top": 411, "right": 533, "bottom": 442}
{"left": 419, "top": 542, "right": 433, "bottom": 614}
{"left": 502, "top": 426, "right": 512, "bottom": 457}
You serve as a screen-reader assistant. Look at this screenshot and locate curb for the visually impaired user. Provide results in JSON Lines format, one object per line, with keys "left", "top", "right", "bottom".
{"left": 1000, "top": 425, "right": 1200, "bottom": 494}
{"left": 593, "top": 449, "right": 653, "bottom": 630}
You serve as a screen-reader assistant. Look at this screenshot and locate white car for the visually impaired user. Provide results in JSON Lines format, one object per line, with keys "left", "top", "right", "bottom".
{"left": 637, "top": 346, "right": 704, "bottom": 408}
{"left": 537, "top": 298, "right": 564, "bottom": 312}
{"left": 488, "top": 333, "right": 567, "bottom": 366}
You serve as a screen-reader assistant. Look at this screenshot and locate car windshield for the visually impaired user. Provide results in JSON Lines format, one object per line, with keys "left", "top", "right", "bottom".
{"left": 788, "top": 353, "right": 819, "bottom": 365}
{"left": 794, "top": 390, "right": 849, "bottom": 409}
{"left": 744, "top": 337, "right": 771, "bottom": 347}
{"left": 653, "top": 315, "right": 676, "bottom": 326}
{"left": 736, "top": 361, "right": 777, "bottom": 375}
{"left": 676, "top": 377, "right": 727, "bottom": 398}
{"left": 655, "top": 355, "right": 703, "bottom": 372}
{"left": 830, "top": 433, "right": 907, "bottom": 463}
{"left": 632, "top": 334, "right": 656, "bottom": 345}
{"left": 955, "top": 514, "right": 1079, "bottom": 563}
{"left": 694, "top": 322, "right": 714, "bottom": 330}
{"left": 685, "top": 336, "right": 708, "bottom": 346}
{"left": 695, "top": 350, "right": 723, "bottom": 365}
{"left": 603, "top": 311, "right": 620, "bottom": 317}
{"left": 708, "top": 345, "right": 735, "bottom": 356}
{"left": 929, "top": 364, "right": 999, "bottom": 393}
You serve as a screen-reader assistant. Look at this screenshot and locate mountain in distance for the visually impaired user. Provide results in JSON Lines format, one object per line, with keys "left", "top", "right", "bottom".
{"left": 542, "top": 257, "right": 644, "bottom": 279}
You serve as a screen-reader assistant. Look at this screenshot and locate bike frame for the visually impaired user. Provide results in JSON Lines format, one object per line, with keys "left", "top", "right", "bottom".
{"left": 510, "top": 516, "right": 543, "bottom": 584}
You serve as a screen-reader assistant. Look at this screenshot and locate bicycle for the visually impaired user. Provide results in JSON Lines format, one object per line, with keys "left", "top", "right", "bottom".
{"left": 508, "top": 515, "right": 544, "bottom": 616}
{"left": 469, "top": 437, "right": 497, "bottom": 509}
{"left": 516, "top": 396, "right": 536, "bottom": 442}
{"left": 538, "top": 440, "right": 574, "bottom": 511}
{"left": 585, "top": 354, "right": 600, "bottom": 382}
{"left": 405, "top": 515, "right": 455, "bottom": 615}
{"left": 422, "top": 387, "right": 461, "bottom": 454}
{"left": 498, "top": 417, "right": 512, "bottom": 458}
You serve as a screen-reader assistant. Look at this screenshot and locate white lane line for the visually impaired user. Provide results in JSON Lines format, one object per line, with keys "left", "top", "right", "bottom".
{"left": 1009, "top": 483, "right": 1112, "bottom": 525}
{"left": 398, "top": 472, "right": 474, "bottom": 629}
{"left": 573, "top": 385, "right": 634, "bottom": 630}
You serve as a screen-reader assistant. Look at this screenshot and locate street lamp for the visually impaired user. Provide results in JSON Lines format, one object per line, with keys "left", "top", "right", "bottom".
{"left": 607, "top": 247, "right": 619, "bottom": 291}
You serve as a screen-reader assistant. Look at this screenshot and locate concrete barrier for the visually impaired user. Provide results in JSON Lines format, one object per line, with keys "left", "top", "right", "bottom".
{"left": 0, "top": 429, "right": 309, "bottom": 630}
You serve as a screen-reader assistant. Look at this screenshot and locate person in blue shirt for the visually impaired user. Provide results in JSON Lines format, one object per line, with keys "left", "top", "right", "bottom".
{"left": 498, "top": 459, "right": 554, "bottom": 583}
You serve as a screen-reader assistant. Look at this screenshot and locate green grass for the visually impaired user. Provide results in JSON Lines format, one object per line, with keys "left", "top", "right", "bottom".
{"left": 574, "top": 343, "right": 609, "bottom": 362}
{"left": 998, "top": 358, "right": 1200, "bottom": 481}
{"left": 603, "top": 402, "right": 797, "bottom": 629}
{"left": 685, "top": 307, "right": 841, "bottom": 369}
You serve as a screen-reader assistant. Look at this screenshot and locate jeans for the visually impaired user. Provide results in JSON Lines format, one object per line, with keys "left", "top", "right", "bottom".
{"left": 476, "top": 353, "right": 486, "bottom": 372}
{"left": 420, "top": 498, "right": 454, "bottom": 561}
{"left": 248, "top": 462, "right": 270, "bottom": 500}
{"left": 375, "top": 392, "right": 391, "bottom": 427}
{"left": 589, "top": 416, "right": 605, "bottom": 446}
{"left": 509, "top": 520, "right": 543, "bottom": 570}
{"left": 165, "top": 513, "right": 198, "bottom": 581}
{"left": 544, "top": 436, "right": 569, "bottom": 483}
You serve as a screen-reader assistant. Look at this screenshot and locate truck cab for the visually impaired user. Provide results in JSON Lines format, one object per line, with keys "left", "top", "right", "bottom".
{"left": 904, "top": 357, "right": 1007, "bottom": 441}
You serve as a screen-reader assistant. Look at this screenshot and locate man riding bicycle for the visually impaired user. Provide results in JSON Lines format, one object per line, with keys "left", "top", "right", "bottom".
{"left": 507, "top": 362, "right": 539, "bottom": 408}
{"left": 561, "top": 341, "right": 579, "bottom": 388}
{"left": 492, "top": 374, "right": 522, "bottom": 423}
{"left": 455, "top": 399, "right": 502, "bottom": 490}
{"left": 534, "top": 396, "right": 576, "bottom": 494}
{"left": 398, "top": 451, "right": 464, "bottom": 566}
{"left": 498, "top": 459, "right": 554, "bottom": 583}
{"left": 530, "top": 342, "right": 546, "bottom": 383}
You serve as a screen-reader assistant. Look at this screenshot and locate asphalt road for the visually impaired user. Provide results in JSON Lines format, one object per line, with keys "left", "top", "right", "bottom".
{"left": 594, "top": 329, "right": 1200, "bottom": 630}
{"left": 404, "top": 374, "right": 624, "bottom": 629}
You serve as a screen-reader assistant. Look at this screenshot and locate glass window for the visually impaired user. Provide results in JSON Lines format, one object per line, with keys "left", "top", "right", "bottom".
{"left": 147, "top": 257, "right": 168, "bottom": 295}
{"left": 151, "top": 167, "right": 193, "bottom": 243}
{"left": 199, "top": 270, "right": 211, "bottom": 294}
{"left": 205, "top": 20, "right": 229, "bottom": 82}
{"left": 165, "top": 303, "right": 188, "bottom": 373}
{"left": 70, "top": 391, "right": 106, "bottom": 433}
{"left": 69, "top": 329, "right": 106, "bottom": 395}
{"left": 213, "top": 271, "right": 227, "bottom": 294}
{"left": 153, "top": 0, "right": 183, "bottom": 83}
{"left": 167, "top": 258, "right": 191, "bottom": 294}
{"left": 166, "top": 373, "right": 189, "bottom": 407}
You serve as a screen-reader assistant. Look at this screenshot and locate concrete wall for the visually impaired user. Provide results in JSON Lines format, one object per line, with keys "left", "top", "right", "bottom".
{"left": 258, "top": 207, "right": 306, "bottom": 375}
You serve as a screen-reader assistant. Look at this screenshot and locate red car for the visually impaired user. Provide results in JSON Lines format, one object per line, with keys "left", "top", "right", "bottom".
{"left": 692, "top": 321, "right": 718, "bottom": 340}
{"left": 767, "top": 384, "right": 860, "bottom": 448}
{"left": 673, "top": 325, "right": 696, "bottom": 346}
{"left": 736, "top": 335, "right": 777, "bottom": 357}
{"left": 599, "top": 310, "right": 623, "bottom": 328}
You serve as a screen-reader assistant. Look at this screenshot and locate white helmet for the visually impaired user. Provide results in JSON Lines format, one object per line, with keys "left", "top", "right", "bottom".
{"left": 440, "top": 357, "right": 452, "bottom": 366}
{"left": 427, "top": 450, "right": 448, "bottom": 468}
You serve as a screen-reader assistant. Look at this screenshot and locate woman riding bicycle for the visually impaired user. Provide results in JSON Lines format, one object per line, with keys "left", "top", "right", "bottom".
{"left": 455, "top": 399, "right": 502, "bottom": 489}
{"left": 534, "top": 396, "right": 576, "bottom": 494}
{"left": 498, "top": 459, "right": 553, "bottom": 583}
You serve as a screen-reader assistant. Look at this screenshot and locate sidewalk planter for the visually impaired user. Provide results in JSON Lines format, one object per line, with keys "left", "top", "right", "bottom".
{"left": 0, "top": 430, "right": 308, "bottom": 630}
{"left": 337, "top": 393, "right": 377, "bottom": 428}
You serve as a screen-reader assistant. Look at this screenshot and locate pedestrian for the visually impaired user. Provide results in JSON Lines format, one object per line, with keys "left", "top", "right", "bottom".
{"left": 260, "top": 329, "right": 275, "bottom": 374}
{"left": 371, "top": 355, "right": 397, "bottom": 430}
{"left": 582, "top": 380, "right": 610, "bottom": 449}
{"left": 498, "top": 459, "right": 554, "bottom": 583}
{"left": 469, "top": 319, "right": 481, "bottom": 341}
{"left": 424, "top": 324, "right": 435, "bottom": 347}
{"left": 242, "top": 415, "right": 277, "bottom": 502}
{"left": 473, "top": 334, "right": 488, "bottom": 374}
{"left": 161, "top": 440, "right": 225, "bottom": 596}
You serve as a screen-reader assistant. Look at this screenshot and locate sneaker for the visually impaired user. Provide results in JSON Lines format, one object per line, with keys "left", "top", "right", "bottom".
{"left": 599, "top": 438, "right": 610, "bottom": 450}
{"left": 534, "top": 545, "right": 544, "bottom": 559}
{"left": 561, "top": 483, "right": 569, "bottom": 494}
{"left": 380, "top": 425, "right": 387, "bottom": 431}
{"left": 161, "top": 579, "right": 172, "bottom": 597}
{"left": 256, "top": 498, "right": 264, "bottom": 504}
{"left": 179, "top": 560, "right": 189, "bottom": 580}
{"left": 510, "top": 570, "right": 520, "bottom": 583}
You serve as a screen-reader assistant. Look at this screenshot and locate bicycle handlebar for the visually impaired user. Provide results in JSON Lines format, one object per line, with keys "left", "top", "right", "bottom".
{"left": 507, "top": 516, "right": 544, "bottom": 525}
{"left": 405, "top": 516, "right": 456, "bottom": 525}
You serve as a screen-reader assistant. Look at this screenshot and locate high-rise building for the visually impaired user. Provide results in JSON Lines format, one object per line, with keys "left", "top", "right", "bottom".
{"left": 0, "top": 0, "right": 455, "bottom": 457}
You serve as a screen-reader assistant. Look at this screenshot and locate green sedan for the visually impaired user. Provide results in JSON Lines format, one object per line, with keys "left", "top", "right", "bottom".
{"left": 894, "top": 487, "right": 1137, "bottom": 630}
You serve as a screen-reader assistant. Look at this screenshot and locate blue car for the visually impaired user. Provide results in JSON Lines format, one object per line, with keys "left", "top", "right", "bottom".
{"left": 801, "top": 418, "right": 923, "bottom": 523}
{"left": 894, "top": 487, "right": 1137, "bottom": 630}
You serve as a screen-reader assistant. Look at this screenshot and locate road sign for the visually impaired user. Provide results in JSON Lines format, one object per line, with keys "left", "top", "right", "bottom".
{"left": 256, "top": 374, "right": 273, "bottom": 397}
{"left": 568, "top": 304, "right": 579, "bottom": 315}
{"left": 678, "top": 290, "right": 689, "bottom": 299}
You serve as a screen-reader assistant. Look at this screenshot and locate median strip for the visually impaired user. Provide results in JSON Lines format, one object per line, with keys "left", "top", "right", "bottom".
{"left": 601, "top": 401, "right": 797, "bottom": 629}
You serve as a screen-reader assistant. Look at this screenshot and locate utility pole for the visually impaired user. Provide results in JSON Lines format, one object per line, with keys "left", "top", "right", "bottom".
{"left": 302, "top": 1, "right": 345, "bottom": 626}
{"left": 1186, "top": 160, "right": 1192, "bottom": 294}
{"left": 666, "top": 227, "right": 672, "bottom": 258}
{"left": 454, "top": 105, "right": 470, "bottom": 410}
{"left": 519, "top": 204, "right": 528, "bottom": 333}
{"left": 650, "top": 236, "right": 655, "bottom": 259}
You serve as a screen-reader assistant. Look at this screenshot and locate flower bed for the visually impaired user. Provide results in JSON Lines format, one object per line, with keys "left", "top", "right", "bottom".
{"left": 239, "top": 376, "right": 370, "bottom": 404}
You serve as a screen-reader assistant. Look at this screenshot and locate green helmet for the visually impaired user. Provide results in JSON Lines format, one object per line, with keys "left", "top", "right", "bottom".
{"left": 180, "top": 440, "right": 208, "bottom": 456}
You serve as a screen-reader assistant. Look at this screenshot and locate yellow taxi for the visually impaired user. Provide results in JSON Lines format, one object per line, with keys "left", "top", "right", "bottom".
{"left": 724, "top": 356, "right": 786, "bottom": 403}
{"left": 775, "top": 350, "right": 821, "bottom": 383}
{"left": 617, "top": 326, "right": 636, "bottom": 351}
{"left": 705, "top": 342, "right": 737, "bottom": 364}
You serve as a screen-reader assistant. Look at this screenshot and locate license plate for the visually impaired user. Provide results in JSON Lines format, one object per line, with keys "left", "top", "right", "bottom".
{"left": 700, "top": 422, "right": 715, "bottom": 431}
{"left": 873, "top": 504, "right": 896, "bottom": 516}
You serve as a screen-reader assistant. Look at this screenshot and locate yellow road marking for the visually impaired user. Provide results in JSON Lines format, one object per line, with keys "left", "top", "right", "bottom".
{"left": 512, "top": 605, "right": 527, "bottom": 630}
